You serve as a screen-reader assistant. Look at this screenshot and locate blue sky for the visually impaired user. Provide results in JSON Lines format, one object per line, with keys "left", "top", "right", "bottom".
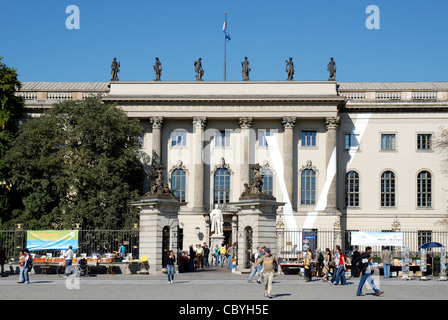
{"left": 1, "top": 0, "right": 448, "bottom": 82}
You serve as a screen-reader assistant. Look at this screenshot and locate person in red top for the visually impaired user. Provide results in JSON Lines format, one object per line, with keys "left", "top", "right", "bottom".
{"left": 334, "top": 248, "right": 347, "bottom": 285}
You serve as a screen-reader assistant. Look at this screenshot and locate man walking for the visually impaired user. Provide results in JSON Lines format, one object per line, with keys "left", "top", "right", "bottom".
{"left": 248, "top": 247, "right": 262, "bottom": 283}
{"left": 259, "top": 248, "right": 277, "bottom": 298}
{"left": 219, "top": 244, "right": 227, "bottom": 268}
{"left": 356, "top": 247, "right": 384, "bottom": 296}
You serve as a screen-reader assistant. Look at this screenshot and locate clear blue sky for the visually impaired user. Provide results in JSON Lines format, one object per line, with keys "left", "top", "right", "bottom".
{"left": 1, "top": 0, "right": 448, "bottom": 82}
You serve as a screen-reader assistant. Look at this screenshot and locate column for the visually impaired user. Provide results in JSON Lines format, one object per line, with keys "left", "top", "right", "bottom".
{"left": 282, "top": 116, "right": 296, "bottom": 206}
{"left": 191, "top": 116, "right": 207, "bottom": 212}
{"left": 325, "top": 116, "right": 340, "bottom": 211}
{"left": 150, "top": 116, "right": 164, "bottom": 165}
{"left": 238, "top": 117, "right": 252, "bottom": 195}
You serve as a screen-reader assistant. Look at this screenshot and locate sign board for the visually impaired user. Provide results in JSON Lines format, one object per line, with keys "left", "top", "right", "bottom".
{"left": 351, "top": 231, "right": 403, "bottom": 246}
{"left": 27, "top": 230, "right": 79, "bottom": 251}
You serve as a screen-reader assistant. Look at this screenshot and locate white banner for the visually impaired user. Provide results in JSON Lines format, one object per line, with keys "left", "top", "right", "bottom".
{"left": 351, "top": 231, "right": 403, "bottom": 246}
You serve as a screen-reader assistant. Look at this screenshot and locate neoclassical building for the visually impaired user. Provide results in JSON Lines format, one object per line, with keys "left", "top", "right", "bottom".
{"left": 18, "top": 80, "right": 448, "bottom": 252}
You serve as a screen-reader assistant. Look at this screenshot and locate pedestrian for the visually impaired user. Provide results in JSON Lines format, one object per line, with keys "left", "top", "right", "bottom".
{"left": 219, "top": 244, "right": 227, "bottom": 268}
{"left": 315, "top": 248, "right": 324, "bottom": 277}
{"left": 203, "top": 244, "right": 210, "bottom": 267}
{"left": 322, "top": 248, "right": 331, "bottom": 282}
{"left": 213, "top": 244, "right": 220, "bottom": 266}
{"left": 381, "top": 248, "right": 392, "bottom": 278}
{"left": 330, "top": 245, "right": 341, "bottom": 284}
{"left": 304, "top": 248, "right": 313, "bottom": 282}
{"left": 64, "top": 245, "right": 74, "bottom": 278}
{"left": 248, "top": 247, "right": 263, "bottom": 283}
{"left": 196, "top": 244, "right": 204, "bottom": 269}
{"left": 356, "top": 247, "right": 384, "bottom": 296}
{"left": 335, "top": 248, "right": 347, "bottom": 285}
{"left": 188, "top": 245, "right": 196, "bottom": 271}
{"left": 227, "top": 243, "right": 235, "bottom": 269}
{"left": 351, "top": 248, "right": 361, "bottom": 277}
{"left": 166, "top": 250, "right": 176, "bottom": 284}
{"left": 20, "top": 249, "right": 32, "bottom": 284}
{"left": 258, "top": 248, "right": 277, "bottom": 298}
{"left": 0, "top": 246, "right": 7, "bottom": 277}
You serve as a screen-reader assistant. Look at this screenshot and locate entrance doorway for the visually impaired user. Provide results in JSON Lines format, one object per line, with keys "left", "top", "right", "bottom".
{"left": 223, "top": 222, "right": 232, "bottom": 246}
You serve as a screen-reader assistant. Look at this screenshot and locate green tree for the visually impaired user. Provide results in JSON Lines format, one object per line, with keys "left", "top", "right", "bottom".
{"left": 0, "top": 57, "right": 24, "bottom": 224}
{"left": 5, "top": 96, "right": 145, "bottom": 230}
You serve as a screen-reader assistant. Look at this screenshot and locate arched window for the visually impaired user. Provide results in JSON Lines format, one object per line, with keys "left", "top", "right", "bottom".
{"left": 381, "top": 171, "right": 395, "bottom": 207}
{"left": 417, "top": 171, "right": 432, "bottom": 208}
{"left": 214, "top": 168, "right": 230, "bottom": 204}
{"left": 171, "top": 169, "right": 186, "bottom": 202}
{"left": 262, "top": 168, "right": 273, "bottom": 196}
{"left": 301, "top": 169, "right": 316, "bottom": 205}
{"left": 345, "top": 171, "right": 360, "bottom": 207}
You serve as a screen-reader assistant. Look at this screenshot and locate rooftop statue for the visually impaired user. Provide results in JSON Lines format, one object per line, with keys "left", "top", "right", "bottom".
{"left": 286, "top": 57, "right": 294, "bottom": 81}
{"left": 153, "top": 57, "right": 162, "bottom": 81}
{"left": 327, "top": 57, "right": 336, "bottom": 81}
{"left": 241, "top": 56, "right": 251, "bottom": 81}
{"left": 111, "top": 57, "right": 120, "bottom": 81}
{"left": 194, "top": 58, "right": 204, "bottom": 81}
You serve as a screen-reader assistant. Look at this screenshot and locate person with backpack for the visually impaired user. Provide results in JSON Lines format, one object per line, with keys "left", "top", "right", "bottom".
{"left": 19, "top": 248, "right": 32, "bottom": 284}
{"left": 259, "top": 248, "right": 278, "bottom": 298}
{"left": 248, "top": 247, "right": 263, "bottom": 283}
{"left": 356, "top": 247, "right": 384, "bottom": 296}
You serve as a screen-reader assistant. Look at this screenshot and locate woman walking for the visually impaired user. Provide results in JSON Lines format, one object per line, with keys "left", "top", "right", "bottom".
{"left": 335, "top": 248, "right": 347, "bottom": 285}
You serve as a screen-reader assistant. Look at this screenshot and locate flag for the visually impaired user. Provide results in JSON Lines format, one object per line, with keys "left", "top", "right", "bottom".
{"left": 223, "top": 21, "right": 231, "bottom": 41}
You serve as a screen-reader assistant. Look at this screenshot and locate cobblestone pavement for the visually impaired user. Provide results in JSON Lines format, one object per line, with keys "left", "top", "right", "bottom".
{"left": 1, "top": 265, "right": 447, "bottom": 301}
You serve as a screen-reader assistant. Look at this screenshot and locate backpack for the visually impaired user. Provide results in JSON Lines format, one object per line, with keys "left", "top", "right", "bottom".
{"left": 26, "top": 256, "right": 33, "bottom": 269}
{"left": 273, "top": 260, "right": 278, "bottom": 273}
{"left": 250, "top": 253, "right": 255, "bottom": 263}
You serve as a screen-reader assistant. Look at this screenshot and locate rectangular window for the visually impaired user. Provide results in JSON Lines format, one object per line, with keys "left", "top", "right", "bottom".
{"left": 171, "top": 130, "right": 187, "bottom": 147}
{"left": 417, "top": 134, "right": 432, "bottom": 150}
{"left": 381, "top": 134, "right": 396, "bottom": 150}
{"left": 418, "top": 230, "right": 432, "bottom": 249}
{"left": 258, "top": 130, "right": 275, "bottom": 147}
{"left": 301, "top": 131, "right": 317, "bottom": 147}
{"left": 215, "top": 130, "right": 230, "bottom": 147}
{"left": 345, "top": 134, "right": 359, "bottom": 150}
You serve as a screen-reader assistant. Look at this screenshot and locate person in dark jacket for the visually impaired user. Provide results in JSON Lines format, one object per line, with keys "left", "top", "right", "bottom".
{"left": 351, "top": 248, "right": 361, "bottom": 277}
{"left": 167, "top": 250, "right": 176, "bottom": 284}
{"left": 188, "top": 245, "right": 196, "bottom": 272}
{"left": 356, "top": 247, "right": 384, "bottom": 296}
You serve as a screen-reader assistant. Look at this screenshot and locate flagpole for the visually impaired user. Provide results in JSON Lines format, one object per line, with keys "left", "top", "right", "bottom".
{"left": 224, "top": 12, "right": 227, "bottom": 82}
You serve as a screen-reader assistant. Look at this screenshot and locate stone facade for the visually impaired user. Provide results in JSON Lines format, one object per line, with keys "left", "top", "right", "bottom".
{"left": 18, "top": 81, "right": 448, "bottom": 254}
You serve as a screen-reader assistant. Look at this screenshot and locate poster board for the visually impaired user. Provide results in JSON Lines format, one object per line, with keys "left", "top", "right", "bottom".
{"left": 351, "top": 231, "right": 403, "bottom": 246}
{"left": 27, "top": 230, "right": 79, "bottom": 251}
{"left": 402, "top": 245, "right": 410, "bottom": 277}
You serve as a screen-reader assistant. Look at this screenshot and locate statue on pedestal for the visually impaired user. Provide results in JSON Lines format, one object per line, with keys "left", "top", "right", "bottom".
{"left": 143, "top": 164, "right": 176, "bottom": 199}
{"left": 240, "top": 163, "right": 275, "bottom": 200}
{"left": 210, "top": 204, "right": 223, "bottom": 235}
{"left": 111, "top": 57, "right": 120, "bottom": 81}
{"left": 327, "top": 57, "right": 336, "bottom": 81}
{"left": 285, "top": 57, "right": 294, "bottom": 81}
{"left": 241, "top": 57, "right": 251, "bottom": 81}
{"left": 194, "top": 58, "right": 204, "bottom": 81}
{"left": 153, "top": 57, "right": 162, "bottom": 81}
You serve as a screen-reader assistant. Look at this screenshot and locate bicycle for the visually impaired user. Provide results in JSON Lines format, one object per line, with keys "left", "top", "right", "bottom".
{"left": 57, "top": 262, "right": 88, "bottom": 278}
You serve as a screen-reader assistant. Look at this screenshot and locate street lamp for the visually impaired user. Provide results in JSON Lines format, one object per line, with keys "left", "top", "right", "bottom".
{"left": 195, "top": 227, "right": 200, "bottom": 236}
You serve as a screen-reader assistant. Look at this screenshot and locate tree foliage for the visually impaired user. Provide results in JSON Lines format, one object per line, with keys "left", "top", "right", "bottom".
{"left": 4, "top": 97, "right": 145, "bottom": 230}
{"left": 0, "top": 56, "right": 24, "bottom": 223}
